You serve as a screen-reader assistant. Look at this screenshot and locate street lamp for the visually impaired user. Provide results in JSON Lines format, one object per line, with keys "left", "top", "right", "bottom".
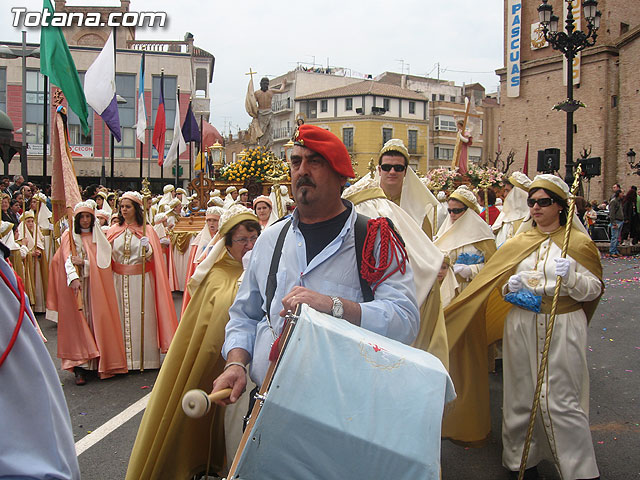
{"left": 283, "top": 138, "right": 295, "bottom": 162}
{"left": 537, "top": 0, "right": 601, "bottom": 185}
{"left": 0, "top": 31, "right": 40, "bottom": 180}
{"left": 627, "top": 148, "right": 639, "bottom": 175}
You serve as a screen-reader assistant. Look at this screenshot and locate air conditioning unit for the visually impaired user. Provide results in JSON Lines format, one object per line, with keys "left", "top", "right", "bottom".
{"left": 355, "top": 107, "right": 363, "bottom": 114}
{"left": 371, "top": 106, "right": 386, "bottom": 115}
{"left": 434, "top": 125, "right": 440, "bottom": 131}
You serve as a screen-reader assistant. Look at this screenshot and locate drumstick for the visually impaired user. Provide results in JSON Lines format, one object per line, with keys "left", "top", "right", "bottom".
{"left": 181, "top": 388, "right": 232, "bottom": 418}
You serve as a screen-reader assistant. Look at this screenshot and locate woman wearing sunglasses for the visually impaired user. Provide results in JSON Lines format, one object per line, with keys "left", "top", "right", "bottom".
{"left": 434, "top": 185, "right": 497, "bottom": 446}
{"left": 444, "top": 174, "right": 603, "bottom": 479}
{"left": 127, "top": 205, "right": 261, "bottom": 479}
{"left": 434, "top": 185, "right": 497, "bottom": 293}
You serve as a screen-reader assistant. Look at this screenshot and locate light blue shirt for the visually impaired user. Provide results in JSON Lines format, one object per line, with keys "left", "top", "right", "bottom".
{"left": 222, "top": 202, "right": 420, "bottom": 387}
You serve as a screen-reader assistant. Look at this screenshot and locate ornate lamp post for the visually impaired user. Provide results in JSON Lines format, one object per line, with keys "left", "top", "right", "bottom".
{"left": 208, "top": 140, "right": 224, "bottom": 179}
{"left": 627, "top": 148, "right": 639, "bottom": 175}
{"left": 537, "top": 0, "right": 601, "bottom": 185}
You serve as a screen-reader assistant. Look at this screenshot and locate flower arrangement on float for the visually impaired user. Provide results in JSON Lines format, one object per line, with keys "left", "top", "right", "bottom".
{"left": 465, "top": 165, "right": 505, "bottom": 189}
{"left": 423, "top": 167, "right": 461, "bottom": 192}
{"left": 218, "top": 146, "right": 290, "bottom": 183}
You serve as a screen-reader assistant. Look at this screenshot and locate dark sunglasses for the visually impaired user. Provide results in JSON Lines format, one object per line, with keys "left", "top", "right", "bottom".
{"left": 527, "top": 198, "right": 555, "bottom": 208}
{"left": 380, "top": 164, "right": 406, "bottom": 172}
{"left": 447, "top": 207, "right": 467, "bottom": 214}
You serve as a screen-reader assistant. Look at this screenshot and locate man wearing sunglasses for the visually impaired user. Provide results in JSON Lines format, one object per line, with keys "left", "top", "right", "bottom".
{"left": 378, "top": 139, "right": 438, "bottom": 238}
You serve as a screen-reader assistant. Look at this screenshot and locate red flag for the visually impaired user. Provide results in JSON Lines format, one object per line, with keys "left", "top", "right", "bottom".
{"left": 51, "top": 103, "right": 83, "bottom": 225}
{"left": 152, "top": 72, "right": 166, "bottom": 166}
{"left": 523, "top": 140, "right": 529, "bottom": 176}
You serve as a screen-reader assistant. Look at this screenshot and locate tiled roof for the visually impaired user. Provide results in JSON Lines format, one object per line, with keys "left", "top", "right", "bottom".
{"left": 295, "top": 80, "right": 428, "bottom": 101}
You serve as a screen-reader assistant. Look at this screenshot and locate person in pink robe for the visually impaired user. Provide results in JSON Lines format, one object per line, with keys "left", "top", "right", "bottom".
{"left": 47, "top": 202, "right": 127, "bottom": 385}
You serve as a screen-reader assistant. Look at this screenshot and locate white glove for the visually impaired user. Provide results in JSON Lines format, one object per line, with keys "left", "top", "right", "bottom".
{"left": 508, "top": 274, "right": 523, "bottom": 293}
{"left": 140, "top": 236, "right": 150, "bottom": 248}
{"left": 453, "top": 264, "right": 472, "bottom": 280}
{"left": 48, "top": 223, "right": 54, "bottom": 230}
{"left": 554, "top": 258, "right": 572, "bottom": 279}
{"left": 19, "top": 245, "right": 29, "bottom": 259}
{"left": 159, "top": 237, "right": 171, "bottom": 246}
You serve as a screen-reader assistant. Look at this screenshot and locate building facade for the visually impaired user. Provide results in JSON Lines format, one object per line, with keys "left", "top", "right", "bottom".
{"left": 496, "top": 0, "right": 640, "bottom": 202}
{"left": 0, "top": 0, "right": 214, "bottom": 191}
{"left": 295, "top": 81, "right": 429, "bottom": 176}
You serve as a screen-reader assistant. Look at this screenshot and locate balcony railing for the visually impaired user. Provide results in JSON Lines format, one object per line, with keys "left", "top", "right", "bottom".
{"left": 127, "top": 40, "right": 192, "bottom": 54}
{"left": 272, "top": 126, "right": 293, "bottom": 141}
{"left": 272, "top": 97, "right": 292, "bottom": 113}
{"left": 408, "top": 145, "right": 425, "bottom": 155}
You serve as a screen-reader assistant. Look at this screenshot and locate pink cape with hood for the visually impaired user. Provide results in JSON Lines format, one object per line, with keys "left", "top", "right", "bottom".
{"left": 47, "top": 230, "right": 128, "bottom": 378}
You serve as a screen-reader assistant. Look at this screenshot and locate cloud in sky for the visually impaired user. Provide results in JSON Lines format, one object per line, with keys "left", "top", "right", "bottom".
{"left": 3, "top": 0, "right": 503, "bottom": 135}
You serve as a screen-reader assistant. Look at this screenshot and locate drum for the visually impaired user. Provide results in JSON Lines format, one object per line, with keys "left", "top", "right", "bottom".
{"left": 229, "top": 304, "right": 455, "bottom": 479}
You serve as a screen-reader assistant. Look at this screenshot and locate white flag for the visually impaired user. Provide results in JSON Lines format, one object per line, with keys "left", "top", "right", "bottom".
{"left": 163, "top": 92, "right": 186, "bottom": 170}
{"left": 84, "top": 32, "right": 121, "bottom": 142}
{"left": 136, "top": 53, "right": 146, "bottom": 143}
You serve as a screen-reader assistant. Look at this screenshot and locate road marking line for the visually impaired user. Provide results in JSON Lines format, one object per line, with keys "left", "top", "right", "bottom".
{"left": 75, "top": 392, "right": 151, "bottom": 456}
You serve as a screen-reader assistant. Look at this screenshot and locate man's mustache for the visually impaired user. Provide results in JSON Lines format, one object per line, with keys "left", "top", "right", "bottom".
{"left": 296, "top": 176, "right": 316, "bottom": 188}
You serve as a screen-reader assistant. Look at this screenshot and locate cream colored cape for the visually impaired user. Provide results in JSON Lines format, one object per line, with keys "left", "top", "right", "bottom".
{"left": 492, "top": 186, "right": 529, "bottom": 231}
{"left": 434, "top": 208, "right": 495, "bottom": 253}
{"left": 343, "top": 176, "right": 449, "bottom": 368}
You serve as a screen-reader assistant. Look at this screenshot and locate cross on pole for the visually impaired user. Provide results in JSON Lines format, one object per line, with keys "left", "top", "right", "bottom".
{"left": 245, "top": 68, "right": 257, "bottom": 81}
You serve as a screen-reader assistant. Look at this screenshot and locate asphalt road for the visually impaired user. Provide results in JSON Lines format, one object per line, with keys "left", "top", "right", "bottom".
{"left": 39, "top": 256, "right": 639, "bottom": 479}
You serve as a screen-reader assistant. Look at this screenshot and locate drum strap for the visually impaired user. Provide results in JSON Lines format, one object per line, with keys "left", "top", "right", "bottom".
{"left": 264, "top": 213, "right": 374, "bottom": 327}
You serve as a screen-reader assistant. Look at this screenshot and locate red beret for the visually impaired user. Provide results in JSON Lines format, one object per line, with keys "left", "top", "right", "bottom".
{"left": 294, "top": 124, "right": 355, "bottom": 178}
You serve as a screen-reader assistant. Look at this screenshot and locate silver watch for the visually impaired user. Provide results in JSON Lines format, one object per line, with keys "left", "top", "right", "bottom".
{"left": 331, "top": 296, "right": 344, "bottom": 318}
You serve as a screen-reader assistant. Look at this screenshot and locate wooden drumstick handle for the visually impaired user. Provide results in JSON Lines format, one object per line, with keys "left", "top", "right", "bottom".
{"left": 209, "top": 387, "right": 232, "bottom": 402}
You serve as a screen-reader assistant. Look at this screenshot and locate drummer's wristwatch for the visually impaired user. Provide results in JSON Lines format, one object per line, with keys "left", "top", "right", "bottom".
{"left": 331, "top": 296, "right": 344, "bottom": 318}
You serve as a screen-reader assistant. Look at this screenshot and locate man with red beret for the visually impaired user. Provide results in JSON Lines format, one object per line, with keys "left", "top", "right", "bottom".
{"left": 212, "top": 124, "right": 420, "bottom": 404}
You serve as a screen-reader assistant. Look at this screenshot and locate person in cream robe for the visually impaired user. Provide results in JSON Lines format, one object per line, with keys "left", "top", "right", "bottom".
{"left": 343, "top": 173, "right": 449, "bottom": 369}
{"left": 126, "top": 205, "right": 261, "bottom": 480}
{"left": 493, "top": 172, "right": 531, "bottom": 248}
{"left": 434, "top": 185, "right": 497, "bottom": 446}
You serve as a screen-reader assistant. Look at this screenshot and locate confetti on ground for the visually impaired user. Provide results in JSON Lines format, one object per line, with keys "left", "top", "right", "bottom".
{"left": 79, "top": 412, "right": 87, "bottom": 416}
{"left": 597, "top": 441, "right": 604, "bottom": 444}
{"left": 625, "top": 370, "right": 633, "bottom": 372}
{"left": 141, "top": 385, "right": 150, "bottom": 389}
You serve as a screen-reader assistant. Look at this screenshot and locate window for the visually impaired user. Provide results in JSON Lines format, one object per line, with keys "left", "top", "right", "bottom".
{"left": 450, "top": 96, "right": 456, "bottom": 102}
{"left": 431, "top": 94, "right": 436, "bottom": 101}
{"left": 382, "top": 127, "right": 392, "bottom": 144}
{"left": 0, "top": 68, "right": 6, "bottom": 112}
{"left": 343, "top": 127, "right": 354, "bottom": 148}
{"left": 345, "top": 98, "right": 353, "bottom": 111}
{"left": 383, "top": 98, "right": 390, "bottom": 112}
{"left": 152, "top": 75, "right": 177, "bottom": 158}
{"left": 434, "top": 115, "right": 457, "bottom": 132}
{"left": 408, "top": 101, "right": 416, "bottom": 114}
{"left": 434, "top": 145, "right": 454, "bottom": 160}
{"left": 408, "top": 130, "right": 418, "bottom": 153}
{"left": 611, "top": 95, "right": 618, "bottom": 108}
{"left": 195, "top": 68, "right": 208, "bottom": 94}
{"left": 439, "top": 94, "right": 445, "bottom": 101}
{"left": 63, "top": 71, "right": 93, "bottom": 146}
{"left": 114, "top": 74, "right": 136, "bottom": 158}
{"left": 320, "top": 99, "right": 328, "bottom": 113}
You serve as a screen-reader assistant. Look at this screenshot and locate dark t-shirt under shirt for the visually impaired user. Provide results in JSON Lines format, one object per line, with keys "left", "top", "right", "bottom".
{"left": 298, "top": 203, "right": 352, "bottom": 265}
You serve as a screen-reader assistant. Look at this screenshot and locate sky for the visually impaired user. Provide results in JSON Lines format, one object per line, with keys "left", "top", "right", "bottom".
{"left": 2, "top": 0, "right": 504, "bottom": 136}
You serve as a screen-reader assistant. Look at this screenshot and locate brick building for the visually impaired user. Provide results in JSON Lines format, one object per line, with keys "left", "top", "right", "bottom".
{"left": 495, "top": 0, "right": 640, "bottom": 202}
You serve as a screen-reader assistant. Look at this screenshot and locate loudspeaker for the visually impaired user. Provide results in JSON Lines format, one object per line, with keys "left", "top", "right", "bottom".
{"left": 579, "top": 157, "right": 601, "bottom": 177}
{"left": 537, "top": 148, "right": 560, "bottom": 173}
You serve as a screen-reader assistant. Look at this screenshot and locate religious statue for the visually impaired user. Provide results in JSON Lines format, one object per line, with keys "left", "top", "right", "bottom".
{"left": 245, "top": 71, "right": 287, "bottom": 149}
